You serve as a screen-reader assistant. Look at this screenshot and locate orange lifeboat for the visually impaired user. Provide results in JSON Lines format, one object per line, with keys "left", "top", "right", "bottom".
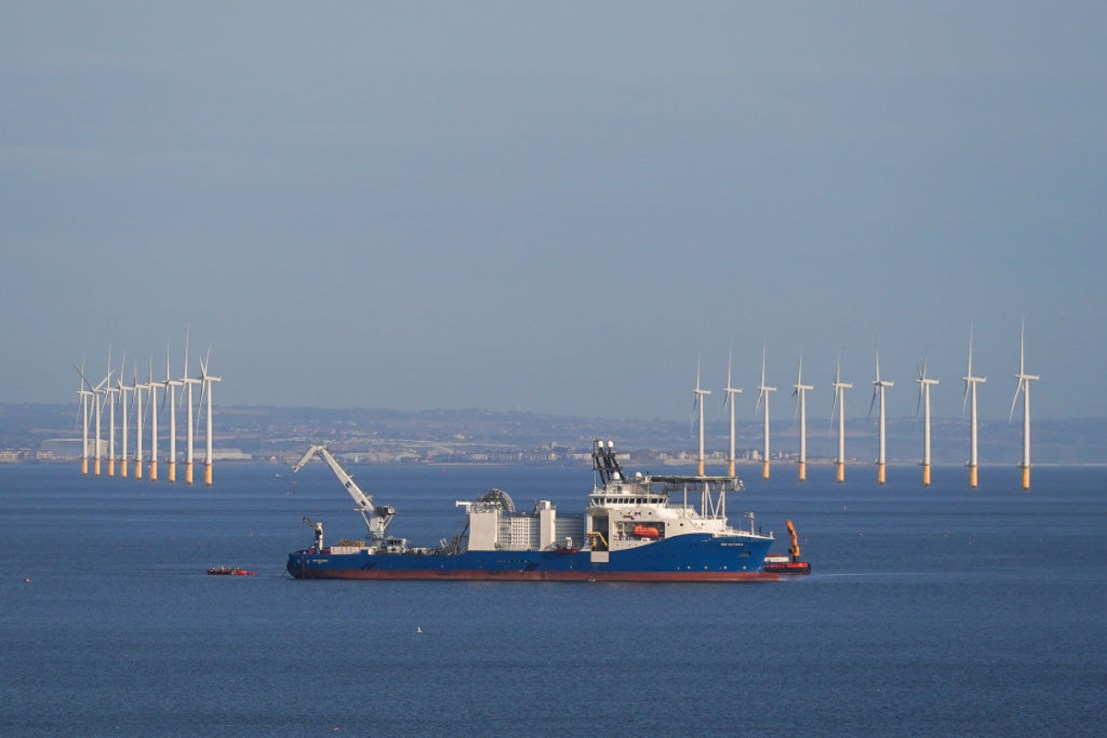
{"left": 632, "top": 524, "right": 661, "bottom": 539}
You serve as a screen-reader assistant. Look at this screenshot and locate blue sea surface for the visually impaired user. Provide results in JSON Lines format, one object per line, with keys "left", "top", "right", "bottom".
{"left": 2, "top": 463, "right": 1105, "bottom": 736}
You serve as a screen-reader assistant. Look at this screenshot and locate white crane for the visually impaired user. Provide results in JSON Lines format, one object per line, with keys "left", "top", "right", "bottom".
{"left": 1010, "top": 320, "right": 1039, "bottom": 491}
{"left": 692, "top": 360, "right": 711, "bottom": 477}
{"left": 832, "top": 354, "right": 852, "bottom": 484}
{"left": 962, "top": 325, "right": 986, "bottom": 489}
{"left": 722, "top": 349, "right": 742, "bottom": 479}
{"left": 755, "top": 346, "right": 777, "bottom": 481}
{"left": 916, "top": 360, "right": 939, "bottom": 487}
{"left": 869, "top": 351, "right": 893, "bottom": 485}
{"left": 793, "top": 350, "right": 814, "bottom": 482}
{"left": 292, "top": 445, "right": 396, "bottom": 540}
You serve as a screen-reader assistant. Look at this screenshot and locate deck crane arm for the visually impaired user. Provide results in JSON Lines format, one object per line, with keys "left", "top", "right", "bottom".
{"left": 292, "top": 445, "right": 395, "bottom": 540}
{"left": 786, "top": 519, "right": 801, "bottom": 561}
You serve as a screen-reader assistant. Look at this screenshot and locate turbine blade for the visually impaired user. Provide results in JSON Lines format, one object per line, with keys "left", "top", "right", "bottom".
{"left": 1009, "top": 381, "right": 1022, "bottom": 423}
{"left": 967, "top": 323, "right": 975, "bottom": 376}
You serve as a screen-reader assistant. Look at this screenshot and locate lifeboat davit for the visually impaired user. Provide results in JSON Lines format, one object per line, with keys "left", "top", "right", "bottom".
{"left": 632, "top": 524, "right": 661, "bottom": 539}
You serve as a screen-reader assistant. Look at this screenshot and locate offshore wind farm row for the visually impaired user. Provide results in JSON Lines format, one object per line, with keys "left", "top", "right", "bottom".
{"left": 74, "top": 330, "right": 222, "bottom": 487}
{"left": 695, "top": 323, "right": 1039, "bottom": 490}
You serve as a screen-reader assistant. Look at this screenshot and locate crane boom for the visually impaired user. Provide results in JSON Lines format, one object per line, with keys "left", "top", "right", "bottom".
{"left": 786, "top": 519, "right": 800, "bottom": 561}
{"left": 292, "top": 445, "right": 395, "bottom": 540}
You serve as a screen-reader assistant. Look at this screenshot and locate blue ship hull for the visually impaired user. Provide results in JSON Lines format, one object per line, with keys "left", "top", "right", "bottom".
{"left": 287, "top": 533, "right": 778, "bottom": 582}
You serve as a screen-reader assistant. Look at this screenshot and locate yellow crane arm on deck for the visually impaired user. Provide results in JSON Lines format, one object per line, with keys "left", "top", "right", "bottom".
{"left": 786, "top": 519, "right": 800, "bottom": 561}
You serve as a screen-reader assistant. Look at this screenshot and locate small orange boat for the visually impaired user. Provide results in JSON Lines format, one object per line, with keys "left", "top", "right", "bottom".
{"left": 207, "top": 566, "right": 256, "bottom": 576}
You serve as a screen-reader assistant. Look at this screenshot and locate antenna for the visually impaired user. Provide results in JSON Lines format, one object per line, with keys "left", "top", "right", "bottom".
{"left": 1010, "top": 320, "right": 1039, "bottom": 490}
{"left": 755, "top": 344, "right": 777, "bottom": 480}
{"left": 962, "top": 323, "right": 987, "bottom": 488}
{"left": 916, "top": 359, "right": 939, "bottom": 487}
{"left": 793, "top": 348, "right": 814, "bottom": 482}
{"left": 869, "top": 349, "right": 894, "bottom": 485}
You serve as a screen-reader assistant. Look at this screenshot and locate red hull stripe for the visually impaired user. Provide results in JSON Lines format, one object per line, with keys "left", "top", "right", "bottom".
{"left": 290, "top": 569, "right": 781, "bottom": 582}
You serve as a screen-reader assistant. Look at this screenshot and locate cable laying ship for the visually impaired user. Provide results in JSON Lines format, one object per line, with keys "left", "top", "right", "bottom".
{"left": 287, "top": 440, "right": 779, "bottom": 582}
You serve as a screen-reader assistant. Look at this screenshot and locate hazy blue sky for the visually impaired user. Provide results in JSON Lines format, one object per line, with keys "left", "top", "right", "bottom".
{"left": 3, "top": 2, "right": 1105, "bottom": 421}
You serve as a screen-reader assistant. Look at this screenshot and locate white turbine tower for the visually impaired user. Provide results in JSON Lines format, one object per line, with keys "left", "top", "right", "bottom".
{"left": 165, "top": 345, "right": 183, "bottom": 483}
{"left": 962, "top": 326, "right": 987, "bottom": 489}
{"left": 869, "top": 351, "right": 894, "bottom": 486}
{"left": 181, "top": 330, "right": 200, "bottom": 485}
{"left": 722, "top": 350, "right": 743, "bottom": 479}
{"left": 134, "top": 365, "right": 145, "bottom": 481}
{"left": 1010, "top": 321, "right": 1039, "bottom": 491}
{"left": 793, "top": 350, "right": 814, "bottom": 482}
{"left": 75, "top": 363, "right": 92, "bottom": 476}
{"left": 91, "top": 358, "right": 113, "bottom": 477}
{"left": 199, "top": 348, "right": 222, "bottom": 487}
{"left": 118, "top": 355, "right": 132, "bottom": 478}
{"left": 692, "top": 360, "right": 711, "bottom": 477}
{"left": 755, "top": 346, "right": 776, "bottom": 480}
{"left": 105, "top": 366, "right": 118, "bottom": 477}
{"left": 916, "top": 360, "right": 939, "bottom": 487}
{"left": 831, "top": 354, "right": 852, "bottom": 484}
{"left": 147, "top": 358, "right": 159, "bottom": 481}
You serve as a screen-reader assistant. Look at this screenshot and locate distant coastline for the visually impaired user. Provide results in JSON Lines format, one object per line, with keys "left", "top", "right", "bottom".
{"left": 2, "top": 402, "right": 1105, "bottom": 466}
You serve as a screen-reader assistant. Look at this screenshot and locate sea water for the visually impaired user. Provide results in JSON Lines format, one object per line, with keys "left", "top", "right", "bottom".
{"left": 2, "top": 463, "right": 1105, "bottom": 736}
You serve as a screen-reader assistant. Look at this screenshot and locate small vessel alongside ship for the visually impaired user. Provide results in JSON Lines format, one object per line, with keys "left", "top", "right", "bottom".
{"left": 286, "top": 440, "right": 785, "bottom": 582}
{"left": 761, "top": 520, "right": 811, "bottom": 575}
{"left": 207, "top": 566, "right": 256, "bottom": 576}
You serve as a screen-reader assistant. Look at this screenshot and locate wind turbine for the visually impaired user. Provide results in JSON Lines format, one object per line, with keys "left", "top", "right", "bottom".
{"left": 869, "top": 351, "right": 894, "bottom": 485}
{"left": 1010, "top": 321, "right": 1039, "bottom": 491}
{"left": 75, "top": 363, "right": 92, "bottom": 476}
{"left": 118, "top": 354, "right": 132, "bottom": 478}
{"left": 134, "top": 364, "right": 145, "bottom": 480}
{"left": 199, "top": 348, "right": 222, "bottom": 487}
{"left": 147, "top": 357, "right": 159, "bottom": 481}
{"left": 165, "top": 344, "right": 183, "bottom": 483}
{"left": 692, "top": 360, "right": 711, "bottom": 477}
{"left": 755, "top": 346, "right": 776, "bottom": 480}
{"left": 181, "top": 329, "right": 201, "bottom": 485}
{"left": 722, "top": 349, "right": 743, "bottom": 479}
{"left": 104, "top": 362, "right": 118, "bottom": 477}
{"left": 831, "top": 354, "right": 852, "bottom": 484}
{"left": 962, "top": 325, "right": 986, "bottom": 489}
{"left": 91, "top": 357, "right": 113, "bottom": 476}
{"left": 916, "top": 360, "right": 939, "bottom": 487}
{"left": 793, "top": 350, "right": 814, "bottom": 482}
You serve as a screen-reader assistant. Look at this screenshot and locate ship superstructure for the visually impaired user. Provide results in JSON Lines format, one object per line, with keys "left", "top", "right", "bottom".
{"left": 287, "top": 440, "right": 778, "bottom": 582}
